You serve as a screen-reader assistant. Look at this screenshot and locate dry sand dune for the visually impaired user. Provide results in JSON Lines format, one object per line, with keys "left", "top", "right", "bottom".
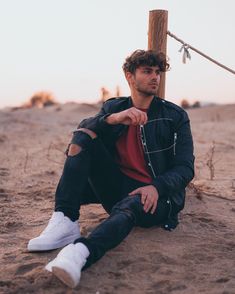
{"left": 0, "top": 102, "right": 234, "bottom": 294}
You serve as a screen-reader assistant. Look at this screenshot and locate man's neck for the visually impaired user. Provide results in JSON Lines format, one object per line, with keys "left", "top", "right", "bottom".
{"left": 131, "top": 92, "right": 154, "bottom": 109}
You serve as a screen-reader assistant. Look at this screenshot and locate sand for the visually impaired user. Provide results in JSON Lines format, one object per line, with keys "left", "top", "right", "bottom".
{"left": 0, "top": 102, "right": 234, "bottom": 294}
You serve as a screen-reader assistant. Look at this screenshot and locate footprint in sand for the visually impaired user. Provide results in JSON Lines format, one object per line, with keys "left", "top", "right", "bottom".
{"left": 0, "top": 134, "right": 8, "bottom": 143}
{"left": 15, "top": 262, "right": 44, "bottom": 275}
{"left": 215, "top": 277, "right": 230, "bottom": 283}
{"left": 116, "top": 259, "right": 133, "bottom": 270}
{"left": 0, "top": 188, "right": 10, "bottom": 202}
{"left": 150, "top": 280, "right": 187, "bottom": 293}
{"left": 0, "top": 280, "right": 12, "bottom": 287}
{"left": 4, "top": 220, "right": 23, "bottom": 229}
{"left": 0, "top": 167, "right": 10, "bottom": 177}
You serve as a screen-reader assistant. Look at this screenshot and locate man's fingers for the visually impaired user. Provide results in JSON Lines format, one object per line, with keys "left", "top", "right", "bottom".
{"left": 141, "top": 193, "right": 148, "bottom": 205}
{"left": 143, "top": 196, "right": 157, "bottom": 213}
{"left": 130, "top": 109, "right": 148, "bottom": 125}
{"left": 137, "top": 111, "right": 148, "bottom": 125}
{"left": 130, "top": 185, "right": 158, "bottom": 212}
{"left": 133, "top": 111, "right": 143, "bottom": 125}
{"left": 144, "top": 113, "right": 148, "bottom": 124}
{"left": 138, "top": 112, "right": 145, "bottom": 125}
{"left": 128, "top": 112, "right": 138, "bottom": 125}
{"left": 140, "top": 112, "right": 148, "bottom": 125}
{"left": 129, "top": 188, "right": 141, "bottom": 196}
{"left": 120, "top": 107, "right": 148, "bottom": 125}
{"left": 143, "top": 198, "right": 152, "bottom": 212}
{"left": 150, "top": 201, "right": 157, "bottom": 214}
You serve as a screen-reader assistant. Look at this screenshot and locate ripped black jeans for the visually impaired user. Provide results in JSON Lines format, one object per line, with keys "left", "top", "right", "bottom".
{"left": 55, "top": 131, "right": 170, "bottom": 267}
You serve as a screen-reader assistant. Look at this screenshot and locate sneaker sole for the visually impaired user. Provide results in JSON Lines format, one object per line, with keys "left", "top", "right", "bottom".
{"left": 52, "top": 266, "right": 77, "bottom": 288}
{"left": 28, "top": 233, "right": 80, "bottom": 252}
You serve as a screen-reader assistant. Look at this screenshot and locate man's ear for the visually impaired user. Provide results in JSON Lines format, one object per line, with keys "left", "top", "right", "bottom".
{"left": 125, "top": 71, "right": 133, "bottom": 84}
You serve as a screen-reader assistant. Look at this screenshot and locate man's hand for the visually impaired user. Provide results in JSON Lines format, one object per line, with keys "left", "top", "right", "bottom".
{"left": 105, "top": 107, "right": 148, "bottom": 126}
{"left": 129, "top": 185, "right": 159, "bottom": 214}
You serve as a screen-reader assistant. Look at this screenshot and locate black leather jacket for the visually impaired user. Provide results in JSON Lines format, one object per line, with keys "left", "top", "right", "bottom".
{"left": 79, "top": 96, "right": 195, "bottom": 229}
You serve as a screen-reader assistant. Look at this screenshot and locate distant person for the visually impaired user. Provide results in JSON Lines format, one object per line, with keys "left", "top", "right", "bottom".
{"left": 28, "top": 50, "right": 194, "bottom": 288}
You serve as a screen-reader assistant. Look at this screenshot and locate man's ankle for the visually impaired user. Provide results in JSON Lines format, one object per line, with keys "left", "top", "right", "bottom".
{"left": 55, "top": 210, "right": 78, "bottom": 222}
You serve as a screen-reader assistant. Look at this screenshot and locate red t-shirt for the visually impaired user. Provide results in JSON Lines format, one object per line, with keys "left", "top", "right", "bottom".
{"left": 115, "top": 110, "right": 152, "bottom": 184}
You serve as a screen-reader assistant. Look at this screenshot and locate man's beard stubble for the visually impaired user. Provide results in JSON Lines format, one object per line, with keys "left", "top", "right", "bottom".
{"left": 136, "top": 84, "right": 158, "bottom": 96}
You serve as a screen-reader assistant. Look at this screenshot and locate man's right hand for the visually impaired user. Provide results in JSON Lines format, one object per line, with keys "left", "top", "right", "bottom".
{"left": 105, "top": 107, "right": 148, "bottom": 126}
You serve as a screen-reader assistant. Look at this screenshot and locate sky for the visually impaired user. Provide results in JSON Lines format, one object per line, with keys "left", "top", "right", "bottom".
{"left": 0, "top": 0, "right": 234, "bottom": 109}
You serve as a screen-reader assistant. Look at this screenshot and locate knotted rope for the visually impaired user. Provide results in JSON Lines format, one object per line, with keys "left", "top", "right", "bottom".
{"left": 167, "top": 31, "right": 235, "bottom": 75}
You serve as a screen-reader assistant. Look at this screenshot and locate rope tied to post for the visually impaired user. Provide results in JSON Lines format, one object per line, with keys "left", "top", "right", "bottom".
{"left": 167, "top": 30, "right": 235, "bottom": 75}
{"left": 179, "top": 44, "right": 191, "bottom": 64}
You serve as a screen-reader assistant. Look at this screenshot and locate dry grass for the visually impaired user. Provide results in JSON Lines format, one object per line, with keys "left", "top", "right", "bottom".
{"left": 12, "top": 91, "right": 58, "bottom": 110}
{"left": 206, "top": 141, "right": 216, "bottom": 180}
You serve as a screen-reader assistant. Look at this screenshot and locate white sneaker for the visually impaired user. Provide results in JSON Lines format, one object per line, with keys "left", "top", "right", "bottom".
{"left": 27, "top": 212, "right": 80, "bottom": 251}
{"left": 45, "top": 242, "right": 89, "bottom": 288}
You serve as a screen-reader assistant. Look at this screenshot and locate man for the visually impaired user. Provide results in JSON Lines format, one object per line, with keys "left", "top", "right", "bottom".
{"left": 28, "top": 50, "right": 194, "bottom": 288}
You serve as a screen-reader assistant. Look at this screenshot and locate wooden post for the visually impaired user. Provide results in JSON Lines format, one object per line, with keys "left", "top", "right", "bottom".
{"left": 148, "top": 10, "right": 168, "bottom": 98}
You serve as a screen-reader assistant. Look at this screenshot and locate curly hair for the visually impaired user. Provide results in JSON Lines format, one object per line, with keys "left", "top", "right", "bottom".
{"left": 122, "top": 50, "right": 170, "bottom": 74}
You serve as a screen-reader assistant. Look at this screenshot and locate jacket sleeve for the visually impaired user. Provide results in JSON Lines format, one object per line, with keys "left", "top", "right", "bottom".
{"left": 78, "top": 100, "right": 114, "bottom": 136}
{"left": 152, "top": 111, "right": 195, "bottom": 197}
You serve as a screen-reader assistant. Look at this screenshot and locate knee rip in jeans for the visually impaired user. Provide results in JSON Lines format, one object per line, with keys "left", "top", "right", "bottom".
{"left": 67, "top": 129, "right": 98, "bottom": 156}
{"left": 68, "top": 143, "right": 82, "bottom": 157}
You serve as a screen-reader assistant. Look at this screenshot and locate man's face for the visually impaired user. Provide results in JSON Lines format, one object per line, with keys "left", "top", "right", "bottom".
{"left": 127, "top": 65, "right": 161, "bottom": 96}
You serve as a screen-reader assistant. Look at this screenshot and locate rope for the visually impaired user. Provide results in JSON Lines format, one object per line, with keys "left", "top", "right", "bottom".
{"left": 179, "top": 44, "right": 191, "bottom": 64}
{"left": 167, "top": 31, "right": 235, "bottom": 75}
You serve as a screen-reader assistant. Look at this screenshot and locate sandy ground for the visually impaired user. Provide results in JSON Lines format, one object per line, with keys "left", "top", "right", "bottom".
{"left": 0, "top": 102, "right": 234, "bottom": 294}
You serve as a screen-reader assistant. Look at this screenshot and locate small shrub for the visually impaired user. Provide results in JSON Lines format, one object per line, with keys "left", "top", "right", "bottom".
{"left": 181, "top": 99, "right": 190, "bottom": 109}
{"left": 25, "top": 91, "right": 57, "bottom": 108}
{"left": 192, "top": 101, "right": 201, "bottom": 108}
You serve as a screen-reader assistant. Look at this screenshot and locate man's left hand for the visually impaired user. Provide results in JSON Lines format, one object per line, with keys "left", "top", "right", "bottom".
{"left": 129, "top": 185, "right": 159, "bottom": 214}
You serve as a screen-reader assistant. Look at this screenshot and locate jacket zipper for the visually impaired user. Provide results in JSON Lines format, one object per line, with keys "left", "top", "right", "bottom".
{"left": 140, "top": 124, "right": 174, "bottom": 224}
{"left": 140, "top": 124, "right": 156, "bottom": 178}
{"left": 173, "top": 132, "right": 177, "bottom": 156}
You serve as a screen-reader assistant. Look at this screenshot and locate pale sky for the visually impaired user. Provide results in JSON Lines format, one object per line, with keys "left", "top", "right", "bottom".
{"left": 0, "top": 0, "right": 234, "bottom": 108}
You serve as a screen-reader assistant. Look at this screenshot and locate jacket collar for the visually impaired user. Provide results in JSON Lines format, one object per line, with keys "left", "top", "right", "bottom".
{"left": 127, "top": 96, "right": 162, "bottom": 119}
